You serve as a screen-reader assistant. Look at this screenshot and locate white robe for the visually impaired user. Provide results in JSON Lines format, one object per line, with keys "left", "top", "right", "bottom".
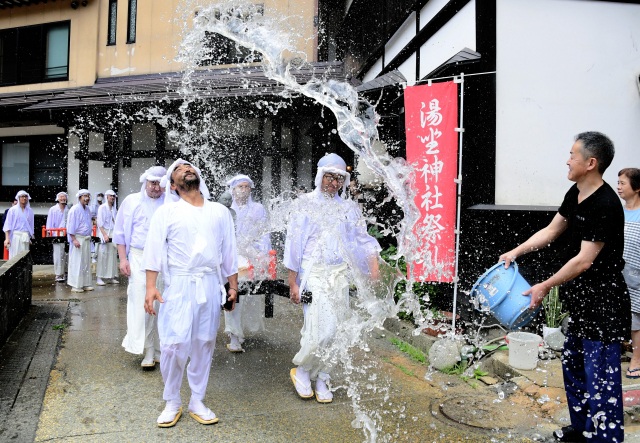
{"left": 224, "top": 198, "right": 271, "bottom": 340}
{"left": 66, "top": 204, "right": 93, "bottom": 288}
{"left": 46, "top": 204, "right": 68, "bottom": 276}
{"left": 284, "top": 189, "right": 380, "bottom": 379}
{"left": 143, "top": 199, "right": 237, "bottom": 345}
{"left": 115, "top": 191, "right": 165, "bottom": 355}
{"left": 96, "top": 203, "right": 118, "bottom": 279}
{"left": 67, "top": 234, "right": 92, "bottom": 288}
{"left": 3, "top": 205, "right": 34, "bottom": 259}
{"left": 121, "top": 247, "right": 161, "bottom": 354}
{"left": 143, "top": 199, "right": 237, "bottom": 402}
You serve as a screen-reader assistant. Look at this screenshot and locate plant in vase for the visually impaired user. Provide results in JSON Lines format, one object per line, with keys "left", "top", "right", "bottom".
{"left": 542, "top": 286, "right": 568, "bottom": 351}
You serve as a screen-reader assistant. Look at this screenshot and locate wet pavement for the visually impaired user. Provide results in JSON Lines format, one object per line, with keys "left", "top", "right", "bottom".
{"left": 1, "top": 265, "right": 640, "bottom": 442}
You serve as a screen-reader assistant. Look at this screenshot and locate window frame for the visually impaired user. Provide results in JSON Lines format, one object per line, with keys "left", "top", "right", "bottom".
{"left": 0, "top": 21, "right": 70, "bottom": 87}
{"left": 107, "top": 0, "right": 118, "bottom": 46}
{"left": 0, "top": 134, "right": 68, "bottom": 202}
{"left": 126, "top": 0, "right": 137, "bottom": 44}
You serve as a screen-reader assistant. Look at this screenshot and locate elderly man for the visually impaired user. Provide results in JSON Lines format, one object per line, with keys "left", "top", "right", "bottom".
{"left": 284, "top": 153, "right": 381, "bottom": 404}
{"left": 500, "top": 132, "right": 629, "bottom": 443}
{"left": 3, "top": 190, "right": 35, "bottom": 260}
{"left": 223, "top": 174, "right": 271, "bottom": 353}
{"left": 67, "top": 189, "right": 94, "bottom": 293}
{"left": 46, "top": 192, "right": 69, "bottom": 282}
{"left": 144, "top": 159, "right": 238, "bottom": 427}
{"left": 96, "top": 190, "right": 119, "bottom": 286}
{"left": 115, "top": 166, "right": 166, "bottom": 368}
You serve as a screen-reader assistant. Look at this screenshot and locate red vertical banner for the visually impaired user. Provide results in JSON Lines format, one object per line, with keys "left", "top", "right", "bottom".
{"left": 404, "top": 81, "right": 459, "bottom": 282}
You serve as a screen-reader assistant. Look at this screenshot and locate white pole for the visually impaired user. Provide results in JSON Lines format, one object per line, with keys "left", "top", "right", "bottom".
{"left": 451, "top": 73, "right": 465, "bottom": 332}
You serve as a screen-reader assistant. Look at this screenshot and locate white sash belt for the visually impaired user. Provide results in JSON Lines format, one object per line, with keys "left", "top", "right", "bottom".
{"left": 171, "top": 266, "right": 214, "bottom": 305}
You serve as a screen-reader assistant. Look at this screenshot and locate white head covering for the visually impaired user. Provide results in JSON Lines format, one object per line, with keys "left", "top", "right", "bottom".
{"left": 139, "top": 165, "right": 167, "bottom": 191}
{"left": 226, "top": 174, "right": 255, "bottom": 189}
{"left": 314, "top": 153, "right": 351, "bottom": 194}
{"left": 76, "top": 189, "right": 90, "bottom": 199}
{"left": 15, "top": 190, "right": 31, "bottom": 201}
{"left": 161, "top": 159, "right": 210, "bottom": 203}
{"left": 104, "top": 189, "right": 117, "bottom": 198}
{"left": 55, "top": 191, "right": 68, "bottom": 202}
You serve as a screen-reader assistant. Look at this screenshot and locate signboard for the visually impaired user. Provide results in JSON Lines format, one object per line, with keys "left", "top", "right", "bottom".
{"left": 404, "top": 81, "right": 459, "bottom": 282}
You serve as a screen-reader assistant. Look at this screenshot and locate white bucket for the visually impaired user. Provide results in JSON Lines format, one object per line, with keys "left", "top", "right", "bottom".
{"left": 506, "top": 332, "right": 542, "bottom": 370}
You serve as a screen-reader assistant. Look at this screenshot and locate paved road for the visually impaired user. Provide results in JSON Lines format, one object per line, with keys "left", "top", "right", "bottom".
{"left": 2, "top": 267, "right": 640, "bottom": 442}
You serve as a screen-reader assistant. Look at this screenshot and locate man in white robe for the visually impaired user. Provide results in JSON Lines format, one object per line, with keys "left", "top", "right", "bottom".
{"left": 224, "top": 174, "right": 271, "bottom": 352}
{"left": 67, "top": 190, "right": 94, "bottom": 293}
{"left": 144, "top": 159, "right": 238, "bottom": 428}
{"left": 284, "top": 153, "right": 381, "bottom": 404}
{"left": 3, "top": 190, "right": 34, "bottom": 260}
{"left": 96, "top": 190, "right": 119, "bottom": 285}
{"left": 115, "top": 166, "right": 166, "bottom": 368}
{"left": 46, "top": 192, "right": 69, "bottom": 282}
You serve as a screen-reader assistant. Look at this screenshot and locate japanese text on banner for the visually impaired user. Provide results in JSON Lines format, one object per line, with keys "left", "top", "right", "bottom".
{"left": 404, "top": 81, "right": 459, "bottom": 282}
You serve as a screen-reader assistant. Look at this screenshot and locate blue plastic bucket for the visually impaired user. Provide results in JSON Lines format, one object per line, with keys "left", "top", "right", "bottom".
{"left": 471, "top": 261, "right": 540, "bottom": 329}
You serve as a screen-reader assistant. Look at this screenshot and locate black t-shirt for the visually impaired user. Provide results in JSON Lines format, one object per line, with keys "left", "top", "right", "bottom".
{"left": 558, "top": 182, "right": 630, "bottom": 342}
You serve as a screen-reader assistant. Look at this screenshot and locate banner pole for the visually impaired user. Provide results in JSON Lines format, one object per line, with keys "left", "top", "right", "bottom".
{"left": 451, "top": 73, "right": 465, "bottom": 332}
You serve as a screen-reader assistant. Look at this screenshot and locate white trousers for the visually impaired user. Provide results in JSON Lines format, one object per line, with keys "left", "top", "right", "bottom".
{"left": 52, "top": 243, "right": 67, "bottom": 276}
{"left": 121, "top": 247, "right": 161, "bottom": 355}
{"left": 97, "top": 242, "right": 118, "bottom": 279}
{"left": 67, "top": 234, "right": 92, "bottom": 289}
{"left": 223, "top": 293, "right": 265, "bottom": 341}
{"left": 161, "top": 339, "right": 215, "bottom": 402}
{"left": 9, "top": 231, "right": 30, "bottom": 259}
{"left": 292, "top": 262, "right": 349, "bottom": 380}
{"left": 158, "top": 270, "right": 222, "bottom": 403}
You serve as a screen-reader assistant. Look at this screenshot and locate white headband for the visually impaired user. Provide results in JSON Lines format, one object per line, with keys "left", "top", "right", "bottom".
{"left": 161, "top": 159, "right": 210, "bottom": 203}
{"left": 226, "top": 174, "right": 255, "bottom": 189}
{"left": 15, "top": 190, "right": 31, "bottom": 200}
{"left": 314, "top": 153, "right": 351, "bottom": 194}
{"left": 76, "top": 189, "right": 90, "bottom": 199}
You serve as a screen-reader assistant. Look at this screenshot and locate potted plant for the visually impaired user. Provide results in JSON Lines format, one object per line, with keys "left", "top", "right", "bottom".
{"left": 542, "top": 286, "right": 568, "bottom": 351}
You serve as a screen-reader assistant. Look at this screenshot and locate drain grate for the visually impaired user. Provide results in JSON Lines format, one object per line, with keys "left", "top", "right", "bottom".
{"left": 432, "top": 395, "right": 540, "bottom": 432}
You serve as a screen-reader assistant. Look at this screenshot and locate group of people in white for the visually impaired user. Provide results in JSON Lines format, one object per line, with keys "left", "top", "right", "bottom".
{"left": 2, "top": 152, "right": 382, "bottom": 428}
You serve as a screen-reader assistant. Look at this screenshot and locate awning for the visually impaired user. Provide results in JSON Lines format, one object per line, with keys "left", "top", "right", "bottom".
{"left": 355, "top": 70, "right": 407, "bottom": 93}
{"left": 0, "top": 61, "right": 349, "bottom": 111}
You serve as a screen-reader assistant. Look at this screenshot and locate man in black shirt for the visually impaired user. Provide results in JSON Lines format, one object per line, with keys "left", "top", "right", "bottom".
{"left": 500, "top": 131, "right": 629, "bottom": 443}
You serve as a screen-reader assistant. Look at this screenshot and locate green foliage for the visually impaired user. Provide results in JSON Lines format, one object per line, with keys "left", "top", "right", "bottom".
{"left": 52, "top": 323, "right": 67, "bottom": 330}
{"left": 382, "top": 356, "right": 416, "bottom": 377}
{"left": 543, "top": 286, "right": 568, "bottom": 328}
{"left": 379, "top": 244, "right": 452, "bottom": 322}
{"left": 440, "top": 361, "right": 467, "bottom": 375}
{"left": 389, "top": 337, "right": 427, "bottom": 364}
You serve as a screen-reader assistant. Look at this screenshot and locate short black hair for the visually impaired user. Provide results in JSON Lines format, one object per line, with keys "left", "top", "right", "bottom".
{"left": 574, "top": 131, "right": 614, "bottom": 174}
{"left": 619, "top": 168, "right": 640, "bottom": 192}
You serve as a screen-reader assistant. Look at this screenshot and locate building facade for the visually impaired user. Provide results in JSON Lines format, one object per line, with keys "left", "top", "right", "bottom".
{"left": 0, "top": 0, "right": 357, "bottom": 264}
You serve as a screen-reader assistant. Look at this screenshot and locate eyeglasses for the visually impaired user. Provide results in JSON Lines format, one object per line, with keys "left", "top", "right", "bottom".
{"left": 323, "top": 173, "right": 345, "bottom": 184}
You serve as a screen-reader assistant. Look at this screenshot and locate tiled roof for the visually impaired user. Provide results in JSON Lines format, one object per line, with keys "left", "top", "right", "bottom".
{"left": 0, "top": 61, "right": 348, "bottom": 111}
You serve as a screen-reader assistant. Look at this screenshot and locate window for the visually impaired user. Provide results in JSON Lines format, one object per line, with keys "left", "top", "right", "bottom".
{"left": 199, "top": 5, "right": 263, "bottom": 66}
{"left": 127, "top": 0, "right": 137, "bottom": 43}
{"left": 107, "top": 0, "right": 117, "bottom": 45}
{"left": 0, "top": 21, "right": 70, "bottom": 86}
{"left": 0, "top": 136, "right": 66, "bottom": 200}
{"left": 2, "top": 142, "right": 29, "bottom": 186}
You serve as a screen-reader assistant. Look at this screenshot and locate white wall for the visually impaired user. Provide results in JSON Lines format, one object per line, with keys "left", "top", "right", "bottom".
{"left": 418, "top": 0, "right": 475, "bottom": 79}
{"left": 495, "top": 0, "right": 640, "bottom": 206}
{"left": 362, "top": 0, "right": 475, "bottom": 84}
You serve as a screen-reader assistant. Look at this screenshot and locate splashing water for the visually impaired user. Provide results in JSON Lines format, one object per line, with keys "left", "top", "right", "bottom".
{"left": 126, "top": 1, "right": 442, "bottom": 441}
{"left": 172, "top": 1, "right": 432, "bottom": 440}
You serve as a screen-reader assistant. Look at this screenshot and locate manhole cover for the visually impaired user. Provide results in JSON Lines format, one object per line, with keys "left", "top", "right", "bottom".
{"left": 438, "top": 395, "right": 537, "bottom": 430}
